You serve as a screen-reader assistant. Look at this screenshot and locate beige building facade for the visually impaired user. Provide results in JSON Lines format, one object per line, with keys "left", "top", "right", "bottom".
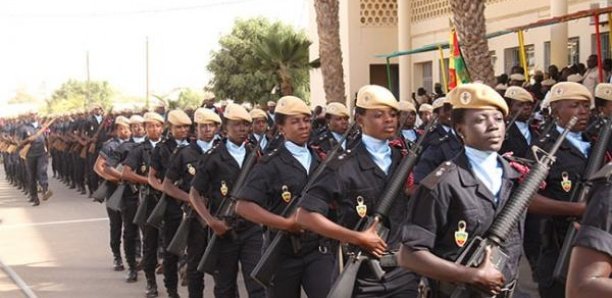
{"left": 307, "top": 0, "right": 610, "bottom": 107}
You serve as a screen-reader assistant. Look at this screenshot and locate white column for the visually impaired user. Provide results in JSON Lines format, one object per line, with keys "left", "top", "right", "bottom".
{"left": 550, "top": 0, "right": 568, "bottom": 68}
{"left": 398, "top": 0, "right": 412, "bottom": 102}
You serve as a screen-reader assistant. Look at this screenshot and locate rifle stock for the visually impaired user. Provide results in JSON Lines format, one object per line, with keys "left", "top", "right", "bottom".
{"left": 106, "top": 183, "right": 127, "bottom": 211}
{"left": 553, "top": 115, "right": 612, "bottom": 282}
{"left": 92, "top": 181, "right": 109, "bottom": 203}
{"left": 146, "top": 194, "right": 168, "bottom": 229}
{"left": 446, "top": 117, "right": 577, "bottom": 297}
{"left": 166, "top": 209, "right": 193, "bottom": 256}
{"left": 133, "top": 186, "right": 150, "bottom": 225}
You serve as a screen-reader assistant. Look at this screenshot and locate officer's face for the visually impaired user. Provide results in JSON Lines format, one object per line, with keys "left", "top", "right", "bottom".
{"left": 252, "top": 118, "right": 267, "bottom": 135}
{"left": 145, "top": 121, "right": 163, "bottom": 141}
{"left": 327, "top": 115, "right": 349, "bottom": 134}
{"left": 225, "top": 120, "right": 249, "bottom": 144}
{"left": 357, "top": 107, "right": 398, "bottom": 140}
{"left": 401, "top": 111, "right": 417, "bottom": 128}
{"left": 419, "top": 111, "right": 433, "bottom": 123}
{"left": 552, "top": 100, "right": 591, "bottom": 132}
{"left": 510, "top": 100, "right": 533, "bottom": 122}
{"left": 172, "top": 124, "right": 190, "bottom": 140}
{"left": 456, "top": 109, "right": 506, "bottom": 152}
{"left": 599, "top": 101, "right": 612, "bottom": 116}
{"left": 279, "top": 114, "right": 311, "bottom": 146}
{"left": 435, "top": 104, "right": 452, "bottom": 126}
{"left": 197, "top": 122, "right": 218, "bottom": 142}
{"left": 130, "top": 123, "right": 145, "bottom": 138}
{"left": 117, "top": 125, "right": 131, "bottom": 140}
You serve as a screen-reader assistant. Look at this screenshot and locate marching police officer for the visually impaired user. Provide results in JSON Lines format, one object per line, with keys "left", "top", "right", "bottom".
{"left": 190, "top": 104, "right": 265, "bottom": 298}
{"left": 148, "top": 110, "right": 192, "bottom": 298}
{"left": 94, "top": 116, "right": 132, "bottom": 271}
{"left": 18, "top": 112, "right": 53, "bottom": 206}
{"left": 311, "top": 102, "right": 351, "bottom": 153}
{"left": 122, "top": 112, "right": 165, "bottom": 297}
{"left": 528, "top": 82, "right": 594, "bottom": 298}
{"left": 297, "top": 85, "right": 419, "bottom": 297}
{"left": 248, "top": 108, "right": 272, "bottom": 153}
{"left": 566, "top": 162, "right": 612, "bottom": 298}
{"left": 235, "top": 96, "right": 334, "bottom": 298}
{"left": 399, "top": 83, "right": 523, "bottom": 297}
{"left": 399, "top": 100, "right": 421, "bottom": 145}
{"left": 163, "top": 107, "right": 221, "bottom": 298}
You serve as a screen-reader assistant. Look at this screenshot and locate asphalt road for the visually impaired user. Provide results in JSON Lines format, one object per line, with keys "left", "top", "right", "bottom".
{"left": 0, "top": 166, "right": 540, "bottom": 298}
{"left": 0, "top": 168, "right": 238, "bottom": 298}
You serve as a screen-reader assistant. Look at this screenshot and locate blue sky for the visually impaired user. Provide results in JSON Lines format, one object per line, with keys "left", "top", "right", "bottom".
{"left": 0, "top": 0, "right": 309, "bottom": 106}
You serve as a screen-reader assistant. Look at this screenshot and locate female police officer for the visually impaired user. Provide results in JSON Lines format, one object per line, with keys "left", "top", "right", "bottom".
{"left": 235, "top": 96, "right": 334, "bottom": 298}
{"left": 399, "top": 83, "right": 524, "bottom": 297}
{"left": 296, "top": 84, "right": 418, "bottom": 297}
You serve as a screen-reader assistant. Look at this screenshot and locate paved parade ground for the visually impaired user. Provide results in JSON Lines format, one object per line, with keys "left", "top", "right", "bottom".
{"left": 0, "top": 168, "right": 245, "bottom": 298}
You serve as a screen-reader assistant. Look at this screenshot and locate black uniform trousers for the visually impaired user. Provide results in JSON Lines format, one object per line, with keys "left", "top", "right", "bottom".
{"left": 267, "top": 243, "right": 334, "bottom": 298}
{"left": 186, "top": 217, "right": 207, "bottom": 298}
{"left": 25, "top": 154, "right": 48, "bottom": 200}
{"left": 121, "top": 196, "right": 139, "bottom": 269}
{"left": 142, "top": 193, "right": 161, "bottom": 278}
{"left": 162, "top": 202, "right": 183, "bottom": 292}
{"left": 212, "top": 225, "right": 265, "bottom": 298}
{"left": 106, "top": 184, "right": 122, "bottom": 259}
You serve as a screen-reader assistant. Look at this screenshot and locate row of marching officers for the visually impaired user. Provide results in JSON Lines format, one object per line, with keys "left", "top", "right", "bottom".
{"left": 90, "top": 81, "right": 612, "bottom": 298}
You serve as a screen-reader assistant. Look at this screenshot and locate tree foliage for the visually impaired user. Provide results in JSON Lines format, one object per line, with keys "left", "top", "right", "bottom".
{"left": 8, "top": 87, "right": 38, "bottom": 104}
{"left": 45, "top": 79, "right": 113, "bottom": 114}
{"left": 207, "top": 17, "right": 312, "bottom": 106}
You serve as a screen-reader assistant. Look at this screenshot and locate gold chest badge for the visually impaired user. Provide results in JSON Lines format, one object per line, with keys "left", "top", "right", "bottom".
{"left": 355, "top": 196, "right": 367, "bottom": 218}
{"left": 220, "top": 180, "right": 229, "bottom": 197}
{"left": 187, "top": 163, "right": 196, "bottom": 176}
{"left": 561, "top": 171, "right": 572, "bottom": 193}
{"left": 281, "top": 185, "right": 291, "bottom": 203}
{"left": 454, "top": 220, "right": 469, "bottom": 248}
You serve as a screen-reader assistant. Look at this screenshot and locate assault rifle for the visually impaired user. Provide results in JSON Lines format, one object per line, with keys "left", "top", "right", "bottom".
{"left": 248, "top": 121, "right": 358, "bottom": 288}
{"left": 197, "top": 136, "right": 265, "bottom": 274}
{"left": 326, "top": 117, "right": 437, "bottom": 298}
{"left": 446, "top": 117, "right": 576, "bottom": 298}
{"left": 552, "top": 115, "right": 612, "bottom": 281}
{"left": 87, "top": 108, "right": 114, "bottom": 154}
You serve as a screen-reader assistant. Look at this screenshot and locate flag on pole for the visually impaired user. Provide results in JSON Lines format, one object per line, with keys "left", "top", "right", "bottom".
{"left": 448, "top": 27, "right": 470, "bottom": 90}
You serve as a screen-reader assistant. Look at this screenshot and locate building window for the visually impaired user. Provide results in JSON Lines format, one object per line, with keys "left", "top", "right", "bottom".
{"left": 418, "top": 61, "right": 433, "bottom": 93}
{"left": 591, "top": 33, "right": 611, "bottom": 61}
{"left": 504, "top": 44, "right": 534, "bottom": 74}
{"left": 544, "top": 37, "right": 580, "bottom": 69}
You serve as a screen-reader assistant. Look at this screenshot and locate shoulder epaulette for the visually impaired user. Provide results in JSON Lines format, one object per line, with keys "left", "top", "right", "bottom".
{"left": 259, "top": 148, "right": 279, "bottom": 163}
{"left": 206, "top": 141, "right": 222, "bottom": 155}
{"left": 420, "top": 161, "right": 457, "bottom": 189}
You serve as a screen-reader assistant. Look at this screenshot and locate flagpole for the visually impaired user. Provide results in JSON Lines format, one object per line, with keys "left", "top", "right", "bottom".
{"left": 146, "top": 36, "right": 150, "bottom": 109}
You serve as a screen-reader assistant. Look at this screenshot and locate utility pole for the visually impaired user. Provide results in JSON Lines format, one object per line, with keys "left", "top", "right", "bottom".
{"left": 86, "top": 50, "right": 91, "bottom": 109}
{"left": 146, "top": 37, "right": 150, "bottom": 109}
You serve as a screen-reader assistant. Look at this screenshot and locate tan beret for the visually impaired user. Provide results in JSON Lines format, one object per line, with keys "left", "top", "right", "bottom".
{"left": 419, "top": 104, "right": 433, "bottom": 113}
{"left": 567, "top": 74, "right": 583, "bottom": 83}
{"left": 495, "top": 83, "right": 508, "bottom": 91}
{"left": 431, "top": 97, "right": 449, "bottom": 110}
{"left": 595, "top": 83, "right": 612, "bottom": 101}
{"left": 275, "top": 96, "right": 311, "bottom": 116}
{"left": 90, "top": 103, "right": 103, "bottom": 111}
{"left": 129, "top": 115, "right": 145, "bottom": 124}
{"left": 249, "top": 108, "right": 268, "bottom": 120}
{"left": 509, "top": 73, "right": 525, "bottom": 81}
{"left": 143, "top": 112, "right": 165, "bottom": 124}
{"left": 203, "top": 91, "right": 216, "bottom": 101}
{"left": 267, "top": 100, "right": 277, "bottom": 107}
{"left": 194, "top": 108, "right": 222, "bottom": 124}
{"left": 223, "top": 103, "right": 252, "bottom": 122}
{"left": 398, "top": 101, "right": 416, "bottom": 113}
{"left": 541, "top": 79, "right": 556, "bottom": 87}
{"left": 167, "top": 109, "right": 193, "bottom": 126}
{"left": 326, "top": 102, "right": 349, "bottom": 117}
{"left": 448, "top": 83, "right": 509, "bottom": 116}
{"left": 115, "top": 116, "right": 130, "bottom": 128}
{"left": 356, "top": 85, "right": 399, "bottom": 110}
{"left": 549, "top": 82, "right": 593, "bottom": 103}
{"left": 504, "top": 86, "right": 534, "bottom": 103}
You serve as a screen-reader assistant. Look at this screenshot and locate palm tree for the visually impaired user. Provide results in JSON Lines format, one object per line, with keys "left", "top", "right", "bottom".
{"left": 254, "top": 26, "right": 313, "bottom": 96}
{"left": 450, "top": 0, "right": 496, "bottom": 86}
{"left": 314, "top": 0, "right": 346, "bottom": 103}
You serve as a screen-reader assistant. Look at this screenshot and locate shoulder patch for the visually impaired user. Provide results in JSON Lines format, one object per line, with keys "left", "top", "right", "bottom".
{"left": 420, "top": 161, "right": 456, "bottom": 189}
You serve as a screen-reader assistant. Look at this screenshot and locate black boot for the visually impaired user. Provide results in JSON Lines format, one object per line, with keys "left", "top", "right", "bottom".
{"left": 167, "top": 289, "right": 180, "bottom": 298}
{"left": 113, "top": 257, "right": 125, "bottom": 271}
{"left": 145, "top": 272, "right": 158, "bottom": 298}
{"left": 126, "top": 268, "right": 138, "bottom": 283}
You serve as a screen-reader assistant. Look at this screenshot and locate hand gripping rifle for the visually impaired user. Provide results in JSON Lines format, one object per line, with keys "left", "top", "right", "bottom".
{"left": 326, "top": 117, "right": 437, "bottom": 298}
{"left": 446, "top": 117, "right": 577, "bottom": 298}
{"left": 250, "top": 122, "right": 358, "bottom": 288}
{"left": 552, "top": 114, "right": 612, "bottom": 281}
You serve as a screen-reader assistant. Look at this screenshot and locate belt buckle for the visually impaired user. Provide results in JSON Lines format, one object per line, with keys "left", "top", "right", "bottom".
{"left": 318, "top": 245, "right": 329, "bottom": 254}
